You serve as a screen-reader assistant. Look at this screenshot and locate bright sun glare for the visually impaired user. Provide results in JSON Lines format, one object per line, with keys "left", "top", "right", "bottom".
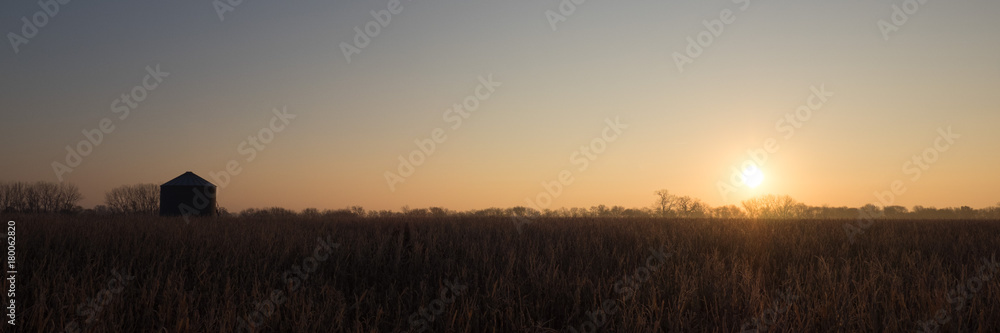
{"left": 743, "top": 166, "right": 764, "bottom": 188}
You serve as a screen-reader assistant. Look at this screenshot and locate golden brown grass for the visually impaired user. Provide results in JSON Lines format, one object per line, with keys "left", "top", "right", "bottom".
{"left": 20, "top": 214, "right": 1000, "bottom": 332}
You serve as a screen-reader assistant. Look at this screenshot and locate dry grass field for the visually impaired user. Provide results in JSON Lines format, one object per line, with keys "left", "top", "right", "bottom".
{"left": 20, "top": 214, "right": 1000, "bottom": 332}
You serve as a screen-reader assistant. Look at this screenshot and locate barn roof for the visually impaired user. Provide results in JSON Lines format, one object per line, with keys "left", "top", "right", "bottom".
{"left": 162, "top": 171, "right": 216, "bottom": 187}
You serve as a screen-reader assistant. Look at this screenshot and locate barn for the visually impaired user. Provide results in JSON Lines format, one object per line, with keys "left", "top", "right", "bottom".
{"left": 159, "top": 171, "right": 217, "bottom": 217}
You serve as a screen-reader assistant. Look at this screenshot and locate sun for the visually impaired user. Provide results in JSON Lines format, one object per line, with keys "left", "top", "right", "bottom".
{"left": 743, "top": 166, "right": 764, "bottom": 188}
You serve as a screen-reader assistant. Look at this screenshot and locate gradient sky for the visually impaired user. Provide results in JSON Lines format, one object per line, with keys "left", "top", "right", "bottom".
{"left": 2, "top": 0, "right": 998, "bottom": 212}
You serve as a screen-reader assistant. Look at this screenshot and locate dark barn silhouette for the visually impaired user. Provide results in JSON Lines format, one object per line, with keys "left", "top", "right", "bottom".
{"left": 159, "top": 171, "right": 217, "bottom": 217}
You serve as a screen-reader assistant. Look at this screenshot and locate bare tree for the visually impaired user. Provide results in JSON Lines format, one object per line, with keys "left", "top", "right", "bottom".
{"left": 883, "top": 206, "right": 908, "bottom": 217}
{"left": 673, "top": 196, "right": 709, "bottom": 218}
{"left": 105, "top": 184, "right": 159, "bottom": 215}
{"left": 22, "top": 183, "right": 40, "bottom": 212}
{"left": 860, "top": 203, "right": 883, "bottom": 219}
{"left": 688, "top": 198, "right": 709, "bottom": 218}
{"left": 711, "top": 205, "right": 744, "bottom": 219}
{"left": 654, "top": 190, "right": 710, "bottom": 218}
{"left": 609, "top": 205, "right": 627, "bottom": 217}
{"left": 673, "top": 196, "right": 691, "bottom": 215}
{"left": 350, "top": 206, "right": 366, "bottom": 217}
{"left": 301, "top": 208, "right": 321, "bottom": 218}
{"left": 0, "top": 183, "right": 11, "bottom": 212}
{"left": 590, "top": 204, "right": 609, "bottom": 217}
{"left": 654, "top": 189, "right": 677, "bottom": 217}
{"left": 0, "top": 181, "right": 82, "bottom": 213}
{"left": 741, "top": 194, "right": 804, "bottom": 219}
{"left": 53, "top": 182, "right": 83, "bottom": 213}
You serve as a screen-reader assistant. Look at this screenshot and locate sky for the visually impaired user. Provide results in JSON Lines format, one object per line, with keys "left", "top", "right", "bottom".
{"left": 1, "top": 0, "right": 998, "bottom": 212}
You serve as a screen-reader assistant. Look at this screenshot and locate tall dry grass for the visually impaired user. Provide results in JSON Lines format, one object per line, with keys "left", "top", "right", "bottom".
{"left": 18, "top": 214, "right": 1000, "bottom": 332}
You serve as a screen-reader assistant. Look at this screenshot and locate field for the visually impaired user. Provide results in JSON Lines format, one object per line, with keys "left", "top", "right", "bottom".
{"left": 20, "top": 214, "right": 1000, "bottom": 332}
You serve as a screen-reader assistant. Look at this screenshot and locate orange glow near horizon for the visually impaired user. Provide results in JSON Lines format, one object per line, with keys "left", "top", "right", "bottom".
{"left": 2, "top": 2, "right": 999, "bottom": 213}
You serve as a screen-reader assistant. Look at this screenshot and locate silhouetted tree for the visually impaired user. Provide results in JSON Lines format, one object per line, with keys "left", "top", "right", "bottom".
{"left": 590, "top": 204, "right": 609, "bottom": 217}
{"left": 711, "top": 205, "right": 744, "bottom": 219}
{"left": 653, "top": 190, "right": 674, "bottom": 216}
{"left": 504, "top": 206, "right": 538, "bottom": 218}
{"left": 322, "top": 208, "right": 360, "bottom": 218}
{"left": 105, "top": 184, "right": 158, "bottom": 215}
{"left": 654, "top": 189, "right": 677, "bottom": 217}
{"left": 674, "top": 196, "right": 709, "bottom": 218}
{"left": 301, "top": 208, "right": 321, "bottom": 218}
{"left": 405, "top": 208, "right": 430, "bottom": 217}
{"left": 741, "top": 194, "right": 804, "bottom": 219}
{"left": 429, "top": 207, "right": 450, "bottom": 217}
{"left": 957, "top": 206, "right": 976, "bottom": 219}
{"left": 883, "top": 205, "right": 908, "bottom": 217}
{"left": 350, "top": 206, "right": 366, "bottom": 217}
{"left": 608, "top": 205, "right": 627, "bottom": 217}
{"left": 239, "top": 207, "right": 297, "bottom": 218}
{"left": 860, "top": 204, "right": 883, "bottom": 219}
{"left": 0, "top": 181, "right": 82, "bottom": 213}
{"left": 622, "top": 208, "right": 650, "bottom": 217}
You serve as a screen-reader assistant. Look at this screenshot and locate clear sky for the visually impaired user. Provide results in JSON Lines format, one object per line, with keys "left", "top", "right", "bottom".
{"left": 2, "top": 0, "right": 998, "bottom": 212}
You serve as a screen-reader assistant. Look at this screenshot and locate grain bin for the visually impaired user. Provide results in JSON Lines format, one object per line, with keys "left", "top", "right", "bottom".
{"left": 159, "top": 171, "right": 217, "bottom": 217}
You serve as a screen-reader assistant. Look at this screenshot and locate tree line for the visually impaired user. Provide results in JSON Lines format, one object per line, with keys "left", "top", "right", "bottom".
{"left": 0, "top": 182, "right": 160, "bottom": 215}
{"left": 4, "top": 182, "right": 999, "bottom": 220}
{"left": 0, "top": 181, "right": 83, "bottom": 213}
{"left": 100, "top": 184, "right": 159, "bottom": 214}
{"left": 650, "top": 190, "right": 1000, "bottom": 220}
{"left": 213, "top": 191, "right": 1000, "bottom": 220}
